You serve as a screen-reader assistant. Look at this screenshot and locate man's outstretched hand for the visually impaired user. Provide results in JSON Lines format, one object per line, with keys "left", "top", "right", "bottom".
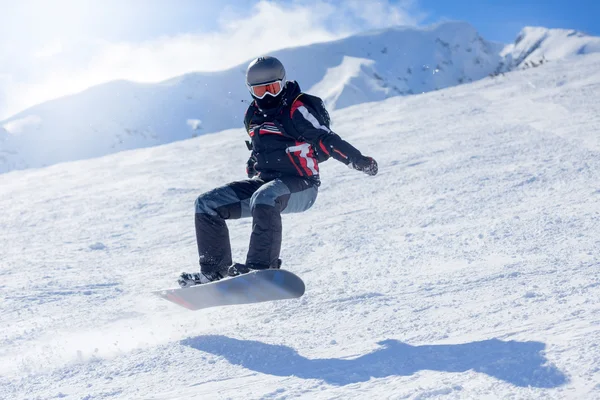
{"left": 352, "top": 156, "right": 378, "bottom": 176}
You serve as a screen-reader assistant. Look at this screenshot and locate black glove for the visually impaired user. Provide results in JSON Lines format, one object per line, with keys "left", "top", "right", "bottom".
{"left": 246, "top": 155, "right": 258, "bottom": 178}
{"left": 352, "top": 156, "right": 378, "bottom": 176}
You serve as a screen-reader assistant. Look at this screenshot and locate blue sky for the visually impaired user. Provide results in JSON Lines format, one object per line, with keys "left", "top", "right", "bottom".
{"left": 53, "top": 0, "right": 596, "bottom": 44}
{"left": 417, "top": 0, "right": 600, "bottom": 43}
{"left": 0, "top": 0, "right": 598, "bottom": 118}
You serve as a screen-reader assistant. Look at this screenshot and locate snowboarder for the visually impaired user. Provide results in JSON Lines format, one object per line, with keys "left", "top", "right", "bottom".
{"left": 178, "top": 56, "right": 378, "bottom": 287}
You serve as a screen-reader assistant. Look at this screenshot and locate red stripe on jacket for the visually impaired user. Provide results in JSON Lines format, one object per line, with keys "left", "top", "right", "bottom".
{"left": 286, "top": 152, "right": 304, "bottom": 176}
{"left": 294, "top": 142, "right": 314, "bottom": 176}
{"left": 319, "top": 140, "right": 331, "bottom": 156}
{"left": 259, "top": 129, "right": 284, "bottom": 136}
{"left": 334, "top": 148, "right": 348, "bottom": 159}
{"left": 290, "top": 99, "right": 304, "bottom": 118}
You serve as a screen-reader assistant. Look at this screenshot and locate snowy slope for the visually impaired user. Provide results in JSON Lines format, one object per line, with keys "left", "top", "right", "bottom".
{"left": 2, "top": 52, "right": 600, "bottom": 399}
{"left": 0, "top": 21, "right": 502, "bottom": 173}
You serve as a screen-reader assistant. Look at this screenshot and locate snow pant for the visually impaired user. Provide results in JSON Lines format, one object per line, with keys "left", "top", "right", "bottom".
{"left": 194, "top": 176, "right": 319, "bottom": 273}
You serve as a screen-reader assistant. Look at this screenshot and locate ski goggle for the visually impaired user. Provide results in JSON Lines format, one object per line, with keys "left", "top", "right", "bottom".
{"left": 248, "top": 80, "right": 285, "bottom": 99}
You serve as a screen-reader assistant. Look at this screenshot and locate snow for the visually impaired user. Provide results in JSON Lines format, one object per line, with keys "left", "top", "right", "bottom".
{"left": 1, "top": 51, "right": 600, "bottom": 399}
{"left": 4, "top": 21, "right": 599, "bottom": 175}
{"left": 503, "top": 27, "right": 600, "bottom": 69}
{"left": 307, "top": 56, "right": 385, "bottom": 110}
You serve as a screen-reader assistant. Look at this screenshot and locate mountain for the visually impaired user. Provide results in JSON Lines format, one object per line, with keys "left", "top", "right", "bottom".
{"left": 1, "top": 21, "right": 599, "bottom": 174}
{"left": 2, "top": 52, "right": 600, "bottom": 399}
{"left": 502, "top": 26, "right": 600, "bottom": 69}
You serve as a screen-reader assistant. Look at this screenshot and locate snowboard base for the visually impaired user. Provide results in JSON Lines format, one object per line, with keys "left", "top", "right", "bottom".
{"left": 153, "top": 269, "right": 305, "bottom": 311}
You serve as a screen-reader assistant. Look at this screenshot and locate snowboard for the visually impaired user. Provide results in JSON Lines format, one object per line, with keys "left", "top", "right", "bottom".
{"left": 153, "top": 269, "right": 305, "bottom": 311}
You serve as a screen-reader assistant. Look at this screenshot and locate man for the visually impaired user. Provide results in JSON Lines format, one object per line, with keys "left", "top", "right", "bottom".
{"left": 178, "top": 56, "right": 378, "bottom": 287}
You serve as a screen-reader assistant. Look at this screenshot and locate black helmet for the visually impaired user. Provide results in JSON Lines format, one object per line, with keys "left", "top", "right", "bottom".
{"left": 246, "top": 56, "right": 287, "bottom": 109}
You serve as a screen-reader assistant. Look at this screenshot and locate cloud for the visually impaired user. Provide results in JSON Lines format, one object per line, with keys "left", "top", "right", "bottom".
{"left": 0, "top": 0, "right": 424, "bottom": 119}
{"left": 328, "top": 0, "right": 424, "bottom": 32}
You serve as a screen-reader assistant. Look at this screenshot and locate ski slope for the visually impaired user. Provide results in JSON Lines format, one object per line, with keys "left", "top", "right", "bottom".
{"left": 1, "top": 53, "right": 600, "bottom": 399}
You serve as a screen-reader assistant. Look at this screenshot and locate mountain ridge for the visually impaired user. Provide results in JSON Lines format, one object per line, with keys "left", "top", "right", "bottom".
{"left": 1, "top": 21, "right": 599, "bottom": 173}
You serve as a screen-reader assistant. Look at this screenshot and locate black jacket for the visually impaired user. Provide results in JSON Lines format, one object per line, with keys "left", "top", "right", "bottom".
{"left": 244, "top": 81, "right": 363, "bottom": 182}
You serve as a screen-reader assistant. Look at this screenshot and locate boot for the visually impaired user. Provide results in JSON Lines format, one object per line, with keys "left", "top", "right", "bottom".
{"left": 228, "top": 259, "right": 282, "bottom": 277}
{"left": 178, "top": 270, "right": 226, "bottom": 288}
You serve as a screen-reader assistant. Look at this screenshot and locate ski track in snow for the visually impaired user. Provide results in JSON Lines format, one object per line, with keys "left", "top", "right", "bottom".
{"left": 1, "top": 54, "right": 600, "bottom": 399}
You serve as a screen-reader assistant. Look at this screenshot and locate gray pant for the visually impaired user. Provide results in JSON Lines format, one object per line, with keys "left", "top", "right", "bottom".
{"left": 195, "top": 177, "right": 318, "bottom": 272}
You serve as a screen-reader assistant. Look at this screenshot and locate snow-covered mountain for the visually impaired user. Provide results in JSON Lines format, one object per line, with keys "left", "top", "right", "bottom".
{"left": 2, "top": 52, "right": 600, "bottom": 399}
{"left": 502, "top": 26, "right": 600, "bottom": 69}
{"left": 1, "top": 21, "right": 599, "bottom": 174}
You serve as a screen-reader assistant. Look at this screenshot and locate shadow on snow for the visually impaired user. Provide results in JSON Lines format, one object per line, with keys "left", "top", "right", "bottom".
{"left": 181, "top": 335, "right": 568, "bottom": 387}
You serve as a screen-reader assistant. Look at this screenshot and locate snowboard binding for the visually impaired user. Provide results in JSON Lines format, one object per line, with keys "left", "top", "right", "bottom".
{"left": 228, "top": 259, "right": 282, "bottom": 277}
